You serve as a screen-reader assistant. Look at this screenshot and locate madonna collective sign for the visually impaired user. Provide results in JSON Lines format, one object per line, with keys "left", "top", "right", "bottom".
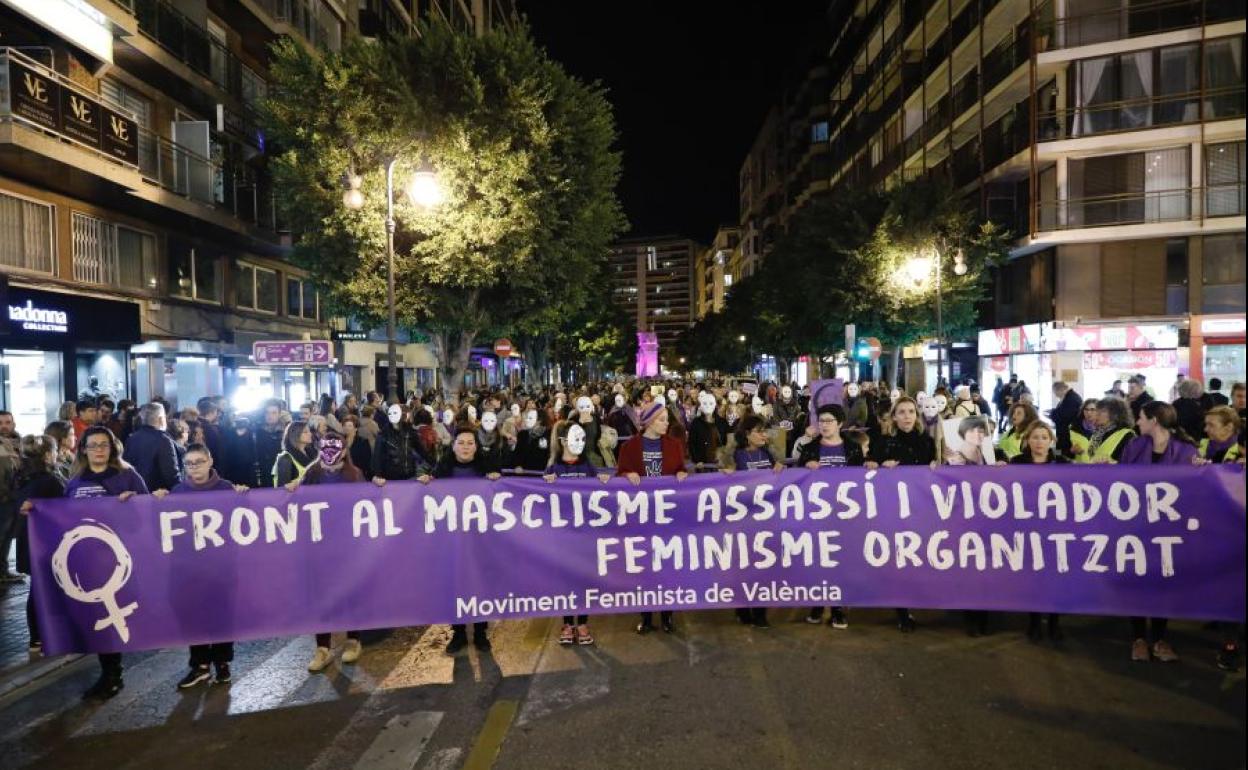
{"left": 28, "top": 465, "right": 1246, "bottom": 655}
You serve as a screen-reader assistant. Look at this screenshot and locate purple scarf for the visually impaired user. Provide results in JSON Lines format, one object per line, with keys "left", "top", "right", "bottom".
{"left": 1120, "top": 434, "right": 1199, "bottom": 465}
{"left": 1204, "top": 436, "right": 1237, "bottom": 459}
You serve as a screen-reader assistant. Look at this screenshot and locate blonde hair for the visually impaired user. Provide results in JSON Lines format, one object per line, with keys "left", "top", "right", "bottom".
{"left": 1206, "top": 405, "right": 1242, "bottom": 434}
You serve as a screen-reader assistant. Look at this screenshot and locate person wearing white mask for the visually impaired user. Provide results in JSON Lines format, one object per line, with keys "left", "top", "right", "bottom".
{"left": 607, "top": 390, "right": 642, "bottom": 441}
{"left": 476, "top": 410, "right": 511, "bottom": 468}
{"left": 573, "top": 395, "right": 606, "bottom": 467}
{"left": 845, "top": 382, "right": 868, "bottom": 429}
{"left": 514, "top": 409, "right": 552, "bottom": 471}
{"left": 371, "top": 403, "right": 421, "bottom": 482}
{"left": 688, "top": 391, "right": 728, "bottom": 466}
{"left": 773, "top": 384, "right": 805, "bottom": 456}
{"left": 436, "top": 407, "right": 456, "bottom": 446}
{"left": 544, "top": 421, "right": 612, "bottom": 646}
{"left": 724, "top": 389, "right": 745, "bottom": 428}
{"left": 918, "top": 396, "right": 945, "bottom": 455}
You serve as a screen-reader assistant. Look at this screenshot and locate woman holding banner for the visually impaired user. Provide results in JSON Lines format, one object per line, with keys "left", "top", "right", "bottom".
{"left": 295, "top": 430, "right": 369, "bottom": 672}
{"left": 16, "top": 435, "right": 66, "bottom": 653}
{"left": 997, "top": 403, "right": 1040, "bottom": 460}
{"left": 545, "top": 421, "right": 612, "bottom": 645}
{"left": 422, "top": 427, "right": 501, "bottom": 654}
{"left": 725, "top": 414, "right": 785, "bottom": 628}
{"left": 866, "top": 397, "right": 936, "bottom": 633}
{"left": 1008, "top": 422, "right": 1067, "bottom": 642}
{"left": 795, "top": 404, "right": 863, "bottom": 629}
{"left": 1121, "top": 402, "right": 1198, "bottom": 662}
{"left": 151, "top": 443, "right": 249, "bottom": 688}
{"left": 1068, "top": 399, "right": 1100, "bottom": 462}
{"left": 618, "top": 402, "right": 689, "bottom": 634}
{"left": 62, "top": 426, "right": 149, "bottom": 700}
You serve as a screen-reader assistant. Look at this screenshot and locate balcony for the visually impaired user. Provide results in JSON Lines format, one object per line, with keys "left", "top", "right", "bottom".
{"left": 1, "top": 48, "right": 281, "bottom": 237}
{"left": 1036, "top": 184, "right": 1244, "bottom": 230}
{"left": 1036, "top": 0, "right": 1245, "bottom": 52}
{"left": 1037, "top": 86, "right": 1245, "bottom": 139}
{"left": 253, "top": 0, "right": 335, "bottom": 50}
{"left": 982, "top": 36, "right": 1027, "bottom": 94}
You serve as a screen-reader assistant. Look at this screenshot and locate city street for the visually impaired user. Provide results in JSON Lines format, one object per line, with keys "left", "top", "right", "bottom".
{"left": 1, "top": 576, "right": 1243, "bottom": 770}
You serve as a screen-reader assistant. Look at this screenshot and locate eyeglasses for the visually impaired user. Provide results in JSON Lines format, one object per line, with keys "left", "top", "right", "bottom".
{"left": 818, "top": 417, "right": 838, "bottom": 424}
{"left": 84, "top": 441, "right": 112, "bottom": 451}
{"left": 185, "top": 458, "right": 210, "bottom": 468}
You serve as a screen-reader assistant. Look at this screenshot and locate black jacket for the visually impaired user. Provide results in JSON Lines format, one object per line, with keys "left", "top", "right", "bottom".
{"left": 122, "top": 424, "right": 181, "bottom": 492}
{"left": 371, "top": 423, "right": 421, "bottom": 480}
{"left": 1129, "top": 392, "right": 1155, "bottom": 421}
{"left": 254, "top": 423, "right": 285, "bottom": 486}
{"left": 1172, "top": 397, "right": 1205, "bottom": 441}
{"left": 869, "top": 428, "right": 937, "bottom": 466}
{"left": 514, "top": 429, "right": 553, "bottom": 471}
{"left": 350, "top": 435, "right": 373, "bottom": 479}
{"left": 797, "top": 437, "right": 865, "bottom": 467}
{"left": 1049, "top": 388, "right": 1083, "bottom": 453}
{"left": 221, "top": 428, "right": 258, "bottom": 486}
{"left": 14, "top": 469, "right": 65, "bottom": 574}
{"left": 688, "top": 416, "right": 729, "bottom": 465}
{"left": 432, "top": 451, "right": 499, "bottom": 479}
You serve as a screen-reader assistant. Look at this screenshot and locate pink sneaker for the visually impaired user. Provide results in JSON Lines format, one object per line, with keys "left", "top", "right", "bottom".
{"left": 576, "top": 624, "right": 594, "bottom": 646}
{"left": 1131, "top": 638, "right": 1149, "bottom": 662}
{"left": 558, "top": 624, "right": 575, "bottom": 645}
{"left": 1152, "top": 640, "right": 1179, "bottom": 662}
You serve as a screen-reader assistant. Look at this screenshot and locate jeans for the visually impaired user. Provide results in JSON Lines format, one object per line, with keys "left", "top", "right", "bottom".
{"left": 1131, "top": 617, "right": 1168, "bottom": 641}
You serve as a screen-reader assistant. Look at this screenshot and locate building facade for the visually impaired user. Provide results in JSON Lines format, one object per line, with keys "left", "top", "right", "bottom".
{"left": 739, "top": 0, "right": 1244, "bottom": 406}
{"left": 609, "top": 235, "right": 700, "bottom": 369}
{"left": 695, "top": 225, "right": 741, "bottom": 318}
{"left": 0, "top": 0, "right": 514, "bottom": 433}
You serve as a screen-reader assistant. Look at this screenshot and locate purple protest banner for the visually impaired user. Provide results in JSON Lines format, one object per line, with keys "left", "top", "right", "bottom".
{"left": 29, "top": 465, "right": 1246, "bottom": 655}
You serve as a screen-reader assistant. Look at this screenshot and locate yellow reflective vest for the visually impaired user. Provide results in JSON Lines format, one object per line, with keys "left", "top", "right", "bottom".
{"left": 1091, "top": 428, "right": 1134, "bottom": 463}
{"left": 1199, "top": 439, "right": 1244, "bottom": 463}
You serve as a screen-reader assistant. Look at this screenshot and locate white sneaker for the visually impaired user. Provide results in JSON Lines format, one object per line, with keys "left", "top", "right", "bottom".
{"left": 307, "top": 646, "right": 333, "bottom": 672}
{"left": 341, "top": 638, "right": 362, "bottom": 664}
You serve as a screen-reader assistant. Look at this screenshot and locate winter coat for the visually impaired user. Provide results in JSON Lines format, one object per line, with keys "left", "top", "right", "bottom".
{"left": 171, "top": 470, "right": 236, "bottom": 494}
{"left": 254, "top": 423, "right": 285, "bottom": 487}
{"left": 371, "top": 424, "right": 422, "bottom": 480}
{"left": 796, "top": 437, "right": 865, "bottom": 467}
{"left": 1119, "top": 435, "right": 1199, "bottom": 465}
{"left": 64, "top": 466, "right": 149, "bottom": 499}
{"left": 868, "top": 428, "right": 936, "bottom": 466}
{"left": 273, "top": 447, "right": 316, "bottom": 487}
{"left": 1048, "top": 388, "right": 1083, "bottom": 454}
{"left": 688, "top": 416, "right": 729, "bottom": 465}
{"left": 1172, "top": 397, "right": 1206, "bottom": 442}
{"left": 15, "top": 469, "right": 65, "bottom": 574}
{"left": 514, "top": 429, "right": 554, "bottom": 471}
{"left": 122, "top": 425, "right": 181, "bottom": 492}
{"left": 221, "top": 429, "right": 258, "bottom": 486}
{"left": 615, "top": 434, "right": 688, "bottom": 477}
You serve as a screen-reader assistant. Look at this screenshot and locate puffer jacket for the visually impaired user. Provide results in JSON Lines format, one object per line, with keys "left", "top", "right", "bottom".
{"left": 371, "top": 423, "right": 424, "bottom": 480}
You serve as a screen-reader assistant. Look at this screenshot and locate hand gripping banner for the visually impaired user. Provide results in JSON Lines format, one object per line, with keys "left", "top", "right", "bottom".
{"left": 28, "top": 465, "right": 1246, "bottom": 655}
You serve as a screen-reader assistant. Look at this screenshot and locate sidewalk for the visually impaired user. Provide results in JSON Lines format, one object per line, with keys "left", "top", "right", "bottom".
{"left": 0, "top": 556, "right": 82, "bottom": 700}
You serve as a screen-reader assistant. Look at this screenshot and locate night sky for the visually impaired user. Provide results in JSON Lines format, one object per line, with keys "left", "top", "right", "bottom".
{"left": 518, "top": 1, "right": 831, "bottom": 243}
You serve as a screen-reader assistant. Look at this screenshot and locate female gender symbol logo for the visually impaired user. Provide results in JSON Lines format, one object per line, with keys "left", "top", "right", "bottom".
{"left": 50, "top": 520, "right": 139, "bottom": 644}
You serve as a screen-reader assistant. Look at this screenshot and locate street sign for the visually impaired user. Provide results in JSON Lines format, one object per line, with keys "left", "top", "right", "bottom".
{"left": 862, "top": 336, "right": 882, "bottom": 361}
{"left": 493, "top": 338, "right": 513, "bottom": 357}
{"left": 332, "top": 329, "right": 369, "bottom": 341}
{"left": 252, "top": 340, "right": 333, "bottom": 365}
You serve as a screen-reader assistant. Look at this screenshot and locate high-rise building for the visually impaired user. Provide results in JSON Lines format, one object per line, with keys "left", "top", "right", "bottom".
{"left": 741, "top": 0, "right": 1245, "bottom": 405}
{"left": 609, "top": 236, "right": 701, "bottom": 366}
{"left": 696, "top": 225, "right": 741, "bottom": 318}
{"left": 0, "top": 0, "right": 514, "bottom": 429}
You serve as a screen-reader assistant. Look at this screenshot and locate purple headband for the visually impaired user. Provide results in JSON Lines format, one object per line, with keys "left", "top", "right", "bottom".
{"left": 640, "top": 402, "right": 665, "bottom": 427}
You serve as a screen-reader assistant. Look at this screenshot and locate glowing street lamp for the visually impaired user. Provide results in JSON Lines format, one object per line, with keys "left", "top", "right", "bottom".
{"left": 900, "top": 243, "right": 969, "bottom": 388}
{"left": 342, "top": 157, "right": 444, "bottom": 401}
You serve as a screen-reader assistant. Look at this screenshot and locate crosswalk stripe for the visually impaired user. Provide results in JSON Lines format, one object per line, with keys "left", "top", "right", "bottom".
{"left": 350, "top": 711, "right": 443, "bottom": 770}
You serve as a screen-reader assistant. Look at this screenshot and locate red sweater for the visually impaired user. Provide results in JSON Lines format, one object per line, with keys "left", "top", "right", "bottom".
{"left": 615, "top": 433, "right": 687, "bottom": 476}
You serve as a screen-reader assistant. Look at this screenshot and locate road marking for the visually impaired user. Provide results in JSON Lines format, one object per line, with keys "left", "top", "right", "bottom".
{"left": 350, "top": 710, "right": 443, "bottom": 770}
{"left": 515, "top": 655, "right": 609, "bottom": 726}
{"left": 227, "top": 637, "right": 318, "bottom": 715}
{"left": 423, "top": 747, "right": 464, "bottom": 770}
{"left": 72, "top": 650, "right": 188, "bottom": 737}
{"left": 462, "top": 699, "right": 518, "bottom": 770}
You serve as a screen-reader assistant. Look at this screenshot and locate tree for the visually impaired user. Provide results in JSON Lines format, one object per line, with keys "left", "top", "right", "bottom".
{"left": 262, "top": 21, "right": 625, "bottom": 396}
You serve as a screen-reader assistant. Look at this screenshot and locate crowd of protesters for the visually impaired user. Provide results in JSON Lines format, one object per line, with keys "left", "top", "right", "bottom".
{"left": 1, "top": 371, "right": 1244, "bottom": 701}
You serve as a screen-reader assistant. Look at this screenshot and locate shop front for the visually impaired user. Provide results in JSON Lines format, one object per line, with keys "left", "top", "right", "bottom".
{"left": 339, "top": 335, "right": 438, "bottom": 401}
{"left": 1190, "top": 315, "right": 1246, "bottom": 397}
{"left": 0, "top": 282, "right": 142, "bottom": 435}
{"left": 978, "top": 322, "right": 1182, "bottom": 414}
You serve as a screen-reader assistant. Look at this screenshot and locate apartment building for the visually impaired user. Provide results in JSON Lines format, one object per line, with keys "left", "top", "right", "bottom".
{"left": 0, "top": 0, "right": 513, "bottom": 432}
{"left": 740, "top": 0, "right": 1244, "bottom": 407}
{"left": 609, "top": 236, "right": 701, "bottom": 370}
{"left": 695, "top": 225, "right": 742, "bottom": 318}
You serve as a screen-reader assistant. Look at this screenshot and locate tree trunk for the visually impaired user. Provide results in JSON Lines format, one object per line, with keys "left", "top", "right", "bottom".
{"left": 432, "top": 328, "right": 477, "bottom": 400}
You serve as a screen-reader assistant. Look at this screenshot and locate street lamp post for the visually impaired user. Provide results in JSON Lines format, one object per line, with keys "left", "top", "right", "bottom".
{"left": 903, "top": 242, "right": 966, "bottom": 388}
{"left": 344, "top": 157, "right": 443, "bottom": 404}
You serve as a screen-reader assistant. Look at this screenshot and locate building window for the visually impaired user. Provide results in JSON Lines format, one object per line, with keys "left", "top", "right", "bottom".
{"left": 169, "top": 241, "right": 222, "bottom": 302}
{"left": 0, "top": 190, "right": 55, "bottom": 274}
{"left": 1206, "top": 141, "right": 1245, "bottom": 217}
{"left": 810, "top": 121, "right": 829, "bottom": 143}
{"left": 236, "top": 262, "right": 278, "bottom": 313}
{"left": 72, "top": 213, "right": 156, "bottom": 290}
{"left": 646, "top": 246, "right": 658, "bottom": 271}
{"left": 1067, "top": 148, "right": 1189, "bottom": 227}
{"left": 1204, "top": 36, "right": 1244, "bottom": 120}
{"left": 240, "top": 65, "right": 266, "bottom": 110}
{"left": 287, "top": 277, "right": 318, "bottom": 320}
{"left": 1202, "top": 233, "right": 1246, "bottom": 313}
{"left": 1165, "top": 237, "right": 1188, "bottom": 315}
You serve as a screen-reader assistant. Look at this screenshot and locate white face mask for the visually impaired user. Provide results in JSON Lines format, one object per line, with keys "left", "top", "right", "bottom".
{"left": 654, "top": 394, "right": 667, "bottom": 408}
{"left": 442, "top": 409, "right": 455, "bottom": 426}
{"left": 510, "top": 404, "right": 521, "bottom": 417}
{"left": 751, "top": 396, "right": 764, "bottom": 412}
{"left": 781, "top": 386, "right": 792, "bottom": 400}
{"left": 614, "top": 394, "right": 625, "bottom": 409}
{"left": 666, "top": 389, "right": 677, "bottom": 403}
{"left": 467, "top": 405, "right": 478, "bottom": 421}
{"left": 576, "top": 397, "right": 593, "bottom": 415}
{"left": 890, "top": 388, "right": 901, "bottom": 402}
{"left": 846, "top": 383, "right": 859, "bottom": 399}
{"left": 916, "top": 391, "right": 928, "bottom": 404}
{"left": 566, "top": 424, "right": 587, "bottom": 456}
{"left": 387, "top": 404, "right": 403, "bottom": 426}
{"left": 698, "top": 393, "right": 717, "bottom": 415}
{"left": 921, "top": 398, "right": 940, "bottom": 419}
{"left": 935, "top": 395, "right": 948, "bottom": 412}
{"left": 523, "top": 410, "right": 538, "bottom": 430}
{"left": 727, "top": 391, "right": 741, "bottom": 404}
{"left": 481, "top": 412, "right": 497, "bottom": 432}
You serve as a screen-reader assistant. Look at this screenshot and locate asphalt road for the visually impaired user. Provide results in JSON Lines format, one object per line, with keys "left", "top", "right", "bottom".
{"left": 0, "top": 609, "right": 1242, "bottom": 769}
